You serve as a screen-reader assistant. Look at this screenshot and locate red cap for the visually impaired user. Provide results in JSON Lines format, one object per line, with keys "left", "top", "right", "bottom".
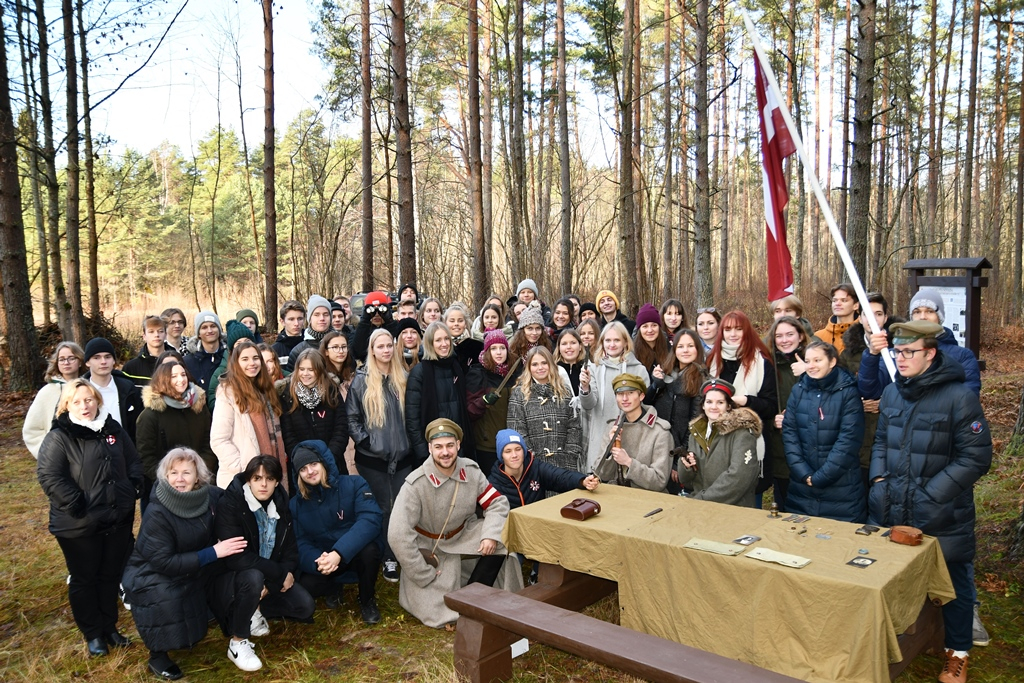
{"left": 365, "top": 291, "right": 391, "bottom": 306}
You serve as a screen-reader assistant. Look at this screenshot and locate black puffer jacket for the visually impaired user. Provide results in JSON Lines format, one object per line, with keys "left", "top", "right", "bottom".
{"left": 405, "top": 358, "right": 474, "bottom": 462}
{"left": 278, "top": 382, "right": 350, "bottom": 475}
{"left": 36, "top": 413, "right": 142, "bottom": 538}
{"left": 645, "top": 370, "right": 703, "bottom": 450}
{"left": 122, "top": 483, "right": 223, "bottom": 652}
{"left": 213, "top": 473, "right": 299, "bottom": 593}
{"left": 868, "top": 351, "right": 992, "bottom": 563}
{"left": 136, "top": 385, "right": 216, "bottom": 480}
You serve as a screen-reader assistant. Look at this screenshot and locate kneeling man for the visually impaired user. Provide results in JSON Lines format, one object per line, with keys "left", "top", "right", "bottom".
{"left": 389, "top": 418, "right": 523, "bottom": 628}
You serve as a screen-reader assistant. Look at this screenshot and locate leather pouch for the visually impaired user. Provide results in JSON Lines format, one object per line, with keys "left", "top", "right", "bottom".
{"left": 419, "top": 548, "right": 439, "bottom": 567}
{"left": 560, "top": 498, "right": 601, "bottom": 521}
{"left": 889, "top": 525, "right": 923, "bottom": 546}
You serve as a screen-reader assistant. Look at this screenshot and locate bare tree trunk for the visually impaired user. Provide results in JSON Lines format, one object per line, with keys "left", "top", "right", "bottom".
{"left": 0, "top": 5, "right": 42, "bottom": 389}
{"left": 632, "top": 0, "right": 646, "bottom": 307}
{"left": 661, "top": 0, "right": 672, "bottom": 302}
{"left": 839, "top": 0, "right": 852, "bottom": 241}
{"left": 1015, "top": 65, "right": 1024, "bottom": 315}
{"left": 263, "top": 0, "right": 278, "bottom": 325}
{"left": 847, "top": 0, "right": 875, "bottom": 277}
{"left": 717, "top": 11, "right": 729, "bottom": 296}
{"left": 469, "top": 0, "right": 486, "bottom": 308}
{"left": 557, "top": 0, "right": 571, "bottom": 295}
{"left": 360, "top": 0, "right": 374, "bottom": 291}
{"left": 481, "top": 0, "right": 493, "bottom": 276}
{"left": 959, "top": 0, "right": 980, "bottom": 257}
{"left": 74, "top": 0, "right": 98, "bottom": 319}
{"left": 692, "top": 0, "right": 712, "bottom": 307}
{"left": 619, "top": 0, "right": 639, "bottom": 312}
{"left": 510, "top": 0, "right": 528, "bottom": 283}
{"left": 391, "top": 0, "right": 416, "bottom": 286}
{"left": 62, "top": 0, "right": 84, "bottom": 340}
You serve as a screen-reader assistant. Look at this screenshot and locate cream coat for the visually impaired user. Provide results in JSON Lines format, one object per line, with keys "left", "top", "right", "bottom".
{"left": 388, "top": 456, "right": 523, "bottom": 628}
{"left": 210, "top": 384, "right": 280, "bottom": 488}
{"left": 579, "top": 352, "right": 650, "bottom": 471}
{"left": 23, "top": 381, "right": 66, "bottom": 458}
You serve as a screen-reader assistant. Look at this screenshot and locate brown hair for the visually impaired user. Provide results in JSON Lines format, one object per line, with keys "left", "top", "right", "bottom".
{"left": 219, "top": 340, "right": 282, "bottom": 417}
{"left": 288, "top": 348, "right": 339, "bottom": 412}
{"left": 707, "top": 310, "right": 771, "bottom": 375}
{"left": 319, "top": 332, "right": 355, "bottom": 383}
{"left": 148, "top": 361, "right": 195, "bottom": 399}
{"left": 509, "top": 323, "right": 553, "bottom": 359}
{"left": 255, "top": 343, "right": 284, "bottom": 381}
{"left": 143, "top": 315, "right": 167, "bottom": 332}
{"left": 662, "top": 329, "right": 706, "bottom": 397}
{"left": 633, "top": 323, "right": 669, "bottom": 374}
{"left": 44, "top": 342, "right": 85, "bottom": 382}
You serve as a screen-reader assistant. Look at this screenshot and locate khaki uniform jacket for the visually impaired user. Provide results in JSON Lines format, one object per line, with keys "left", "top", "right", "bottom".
{"left": 593, "top": 405, "right": 673, "bottom": 493}
{"left": 388, "top": 456, "right": 523, "bottom": 627}
{"left": 680, "top": 407, "right": 762, "bottom": 507}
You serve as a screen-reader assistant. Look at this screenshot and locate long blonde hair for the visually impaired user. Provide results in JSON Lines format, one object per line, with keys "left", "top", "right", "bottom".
{"left": 596, "top": 321, "right": 634, "bottom": 361}
{"left": 514, "top": 346, "right": 571, "bottom": 402}
{"left": 362, "top": 328, "right": 408, "bottom": 429}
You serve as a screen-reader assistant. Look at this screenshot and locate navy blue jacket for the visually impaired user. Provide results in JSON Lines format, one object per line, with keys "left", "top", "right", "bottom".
{"left": 289, "top": 440, "right": 383, "bottom": 575}
{"left": 868, "top": 352, "right": 991, "bottom": 564}
{"left": 858, "top": 326, "right": 981, "bottom": 399}
{"left": 782, "top": 366, "right": 866, "bottom": 523}
{"left": 184, "top": 343, "right": 225, "bottom": 392}
{"left": 488, "top": 453, "right": 587, "bottom": 509}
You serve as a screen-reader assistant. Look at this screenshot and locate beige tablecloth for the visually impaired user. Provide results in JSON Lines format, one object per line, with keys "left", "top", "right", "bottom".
{"left": 503, "top": 487, "right": 955, "bottom": 683}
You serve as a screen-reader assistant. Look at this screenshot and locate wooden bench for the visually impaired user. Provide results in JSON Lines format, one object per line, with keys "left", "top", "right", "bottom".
{"left": 889, "top": 599, "right": 945, "bottom": 680}
{"left": 444, "top": 566, "right": 804, "bottom": 683}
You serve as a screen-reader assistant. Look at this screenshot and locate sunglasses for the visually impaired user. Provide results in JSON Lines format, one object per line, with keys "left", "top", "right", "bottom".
{"left": 696, "top": 307, "right": 718, "bottom": 315}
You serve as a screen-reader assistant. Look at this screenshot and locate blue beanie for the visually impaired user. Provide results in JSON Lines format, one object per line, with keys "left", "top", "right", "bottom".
{"left": 495, "top": 429, "right": 529, "bottom": 463}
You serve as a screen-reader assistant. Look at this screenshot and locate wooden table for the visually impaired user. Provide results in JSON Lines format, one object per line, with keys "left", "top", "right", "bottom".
{"left": 502, "top": 487, "right": 955, "bottom": 683}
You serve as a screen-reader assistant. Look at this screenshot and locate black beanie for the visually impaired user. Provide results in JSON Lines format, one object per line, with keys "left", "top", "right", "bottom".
{"left": 84, "top": 338, "right": 116, "bottom": 362}
{"left": 395, "top": 317, "right": 423, "bottom": 336}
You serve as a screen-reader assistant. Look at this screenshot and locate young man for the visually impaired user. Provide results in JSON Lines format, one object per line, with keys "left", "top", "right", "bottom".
{"left": 488, "top": 429, "right": 599, "bottom": 508}
{"left": 184, "top": 311, "right": 225, "bottom": 391}
{"left": 272, "top": 300, "right": 306, "bottom": 369}
{"left": 593, "top": 373, "right": 672, "bottom": 492}
{"left": 235, "top": 309, "right": 260, "bottom": 336}
{"left": 83, "top": 337, "right": 143, "bottom": 444}
{"left": 395, "top": 300, "right": 418, "bottom": 321}
{"left": 161, "top": 307, "right": 190, "bottom": 353}
{"left": 351, "top": 291, "right": 399, "bottom": 363}
{"left": 388, "top": 419, "right": 522, "bottom": 629}
{"left": 815, "top": 283, "right": 860, "bottom": 354}
{"left": 330, "top": 301, "right": 347, "bottom": 333}
{"left": 869, "top": 321, "right": 991, "bottom": 683}
{"left": 122, "top": 316, "right": 173, "bottom": 388}
{"left": 595, "top": 289, "right": 635, "bottom": 334}
{"left": 286, "top": 295, "right": 334, "bottom": 371}
{"left": 397, "top": 283, "right": 420, "bottom": 305}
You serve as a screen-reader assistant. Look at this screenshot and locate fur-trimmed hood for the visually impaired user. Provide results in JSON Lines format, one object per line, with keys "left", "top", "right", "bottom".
{"left": 690, "top": 406, "right": 762, "bottom": 437}
{"left": 184, "top": 335, "right": 226, "bottom": 356}
{"left": 142, "top": 385, "right": 208, "bottom": 414}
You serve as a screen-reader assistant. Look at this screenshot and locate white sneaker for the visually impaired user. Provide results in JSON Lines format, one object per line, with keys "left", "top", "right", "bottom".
{"left": 119, "top": 583, "right": 131, "bottom": 611}
{"left": 227, "top": 638, "right": 262, "bottom": 672}
{"left": 249, "top": 608, "right": 269, "bottom": 637}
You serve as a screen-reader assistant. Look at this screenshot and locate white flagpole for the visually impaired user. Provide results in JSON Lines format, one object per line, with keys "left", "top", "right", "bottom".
{"left": 742, "top": 11, "right": 897, "bottom": 380}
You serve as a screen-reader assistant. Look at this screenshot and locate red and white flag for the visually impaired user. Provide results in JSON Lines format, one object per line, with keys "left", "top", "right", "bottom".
{"left": 754, "top": 53, "right": 797, "bottom": 301}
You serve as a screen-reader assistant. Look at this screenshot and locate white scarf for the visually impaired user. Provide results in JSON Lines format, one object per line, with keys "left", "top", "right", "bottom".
{"left": 713, "top": 341, "right": 766, "bottom": 399}
{"left": 243, "top": 482, "right": 280, "bottom": 520}
{"left": 69, "top": 408, "right": 108, "bottom": 432}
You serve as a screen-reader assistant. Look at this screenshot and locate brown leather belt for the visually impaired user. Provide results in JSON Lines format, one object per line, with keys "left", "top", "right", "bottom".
{"left": 415, "top": 523, "right": 465, "bottom": 540}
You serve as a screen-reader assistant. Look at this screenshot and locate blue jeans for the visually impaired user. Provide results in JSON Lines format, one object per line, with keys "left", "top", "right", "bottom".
{"left": 943, "top": 561, "right": 976, "bottom": 651}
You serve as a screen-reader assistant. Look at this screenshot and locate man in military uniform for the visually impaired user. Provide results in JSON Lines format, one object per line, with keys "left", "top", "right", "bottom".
{"left": 388, "top": 418, "right": 523, "bottom": 628}
{"left": 869, "top": 321, "right": 991, "bottom": 683}
{"left": 593, "top": 373, "right": 673, "bottom": 492}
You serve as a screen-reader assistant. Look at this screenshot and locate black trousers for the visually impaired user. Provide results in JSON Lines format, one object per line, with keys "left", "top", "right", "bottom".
{"left": 226, "top": 568, "right": 315, "bottom": 638}
{"left": 467, "top": 554, "right": 504, "bottom": 587}
{"left": 297, "top": 542, "right": 381, "bottom": 604}
{"left": 55, "top": 526, "right": 134, "bottom": 641}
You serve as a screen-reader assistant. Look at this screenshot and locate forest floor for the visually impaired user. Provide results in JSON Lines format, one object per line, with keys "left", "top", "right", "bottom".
{"left": 1, "top": 330, "right": 1022, "bottom": 682}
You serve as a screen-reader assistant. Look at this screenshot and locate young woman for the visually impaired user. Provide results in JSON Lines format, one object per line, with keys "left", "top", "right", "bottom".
{"left": 347, "top": 328, "right": 411, "bottom": 583}
{"left": 445, "top": 303, "right": 485, "bottom": 370}
{"left": 278, "top": 348, "right": 349, "bottom": 476}
{"left": 123, "top": 449, "right": 244, "bottom": 679}
{"left": 766, "top": 316, "right": 812, "bottom": 511}
{"left": 395, "top": 317, "right": 424, "bottom": 373}
{"left": 554, "top": 328, "right": 587, "bottom": 396}
{"left": 418, "top": 297, "right": 444, "bottom": 330}
{"left": 211, "top": 456, "right": 314, "bottom": 672}
{"left": 695, "top": 307, "right": 721, "bottom": 354}
{"left": 576, "top": 318, "right": 601, "bottom": 360}
{"left": 579, "top": 322, "right": 649, "bottom": 471}
{"left": 508, "top": 347, "right": 583, "bottom": 472}
{"left": 508, "top": 301, "right": 553, "bottom": 360}
{"left": 566, "top": 294, "right": 583, "bottom": 325}
{"left": 678, "top": 379, "right": 762, "bottom": 507}
{"left": 319, "top": 331, "right": 355, "bottom": 388}
{"left": 660, "top": 299, "right": 688, "bottom": 344}
{"left": 633, "top": 304, "right": 670, "bottom": 377}
{"left": 471, "top": 295, "right": 514, "bottom": 340}
{"left": 257, "top": 342, "right": 287, "bottom": 381}
{"left": 707, "top": 311, "right": 777, "bottom": 501}
{"left": 547, "top": 298, "right": 576, "bottom": 344}
{"left": 647, "top": 330, "right": 706, "bottom": 491}
{"left": 467, "top": 331, "right": 517, "bottom": 477}
{"left": 781, "top": 341, "right": 866, "bottom": 523}
{"left": 136, "top": 360, "right": 215, "bottom": 513}
{"left": 510, "top": 300, "right": 528, "bottom": 330}
{"left": 210, "top": 340, "right": 286, "bottom": 491}
{"left": 37, "top": 379, "right": 142, "bottom": 657}
{"left": 24, "top": 341, "right": 85, "bottom": 458}
{"left": 406, "top": 322, "right": 475, "bottom": 463}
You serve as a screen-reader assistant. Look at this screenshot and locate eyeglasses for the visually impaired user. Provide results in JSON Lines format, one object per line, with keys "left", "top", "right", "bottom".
{"left": 887, "top": 348, "right": 928, "bottom": 359}
{"left": 696, "top": 307, "right": 718, "bottom": 315}
{"left": 327, "top": 345, "right": 348, "bottom": 353}
{"left": 57, "top": 357, "right": 79, "bottom": 364}
{"left": 167, "top": 319, "right": 186, "bottom": 326}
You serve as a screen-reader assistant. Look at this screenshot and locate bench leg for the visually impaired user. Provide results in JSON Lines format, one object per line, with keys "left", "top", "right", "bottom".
{"left": 453, "top": 616, "right": 515, "bottom": 683}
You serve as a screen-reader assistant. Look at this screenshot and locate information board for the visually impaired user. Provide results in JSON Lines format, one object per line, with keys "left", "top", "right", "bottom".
{"left": 926, "top": 286, "right": 968, "bottom": 347}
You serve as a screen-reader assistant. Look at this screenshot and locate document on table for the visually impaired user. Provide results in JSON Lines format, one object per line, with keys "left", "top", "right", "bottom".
{"left": 744, "top": 547, "right": 812, "bottom": 568}
{"left": 683, "top": 538, "right": 746, "bottom": 556}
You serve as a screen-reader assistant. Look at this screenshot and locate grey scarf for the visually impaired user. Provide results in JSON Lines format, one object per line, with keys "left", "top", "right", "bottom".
{"left": 154, "top": 479, "right": 211, "bottom": 519}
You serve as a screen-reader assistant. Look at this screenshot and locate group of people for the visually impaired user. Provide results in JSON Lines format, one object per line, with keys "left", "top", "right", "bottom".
{"left": 25, "top": 279, "right": 991, "bottom": 683}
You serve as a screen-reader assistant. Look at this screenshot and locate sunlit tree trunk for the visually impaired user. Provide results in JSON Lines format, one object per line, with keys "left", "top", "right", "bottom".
{"left": 62, "top": 0, "right": 84, "bottom": 340}
{"left": 960, "top": 0, "right": 981, "bottom": 257}
{"left": 469, "top": 0, "right": 486, "bottom": 308}
{"left": 692, "top": 0, "right": 712, "bottom": 307}
{"left": 361, "top": 0, "right": 373, "bottom": 291}
{"left": 619, "top": 0, "right": 639, "bottom": 311}
{"left": 263, "top": 0, "right": 278, "bottom": 325}
{"left": 847, "top": 0, "right": 875, "bottom": 276}
{"left": 391, "top": 0, "right": 416, "bottom": 285}
{"left": 75, "top": 0, "right": 98, "bottom": 319}
{"left": 557, "top": 0, "right": 571, "bottom": 295}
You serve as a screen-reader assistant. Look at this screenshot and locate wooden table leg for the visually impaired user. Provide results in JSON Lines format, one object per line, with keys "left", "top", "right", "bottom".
{"left": 453, "top": 617, "right": 515, "bottom": 683}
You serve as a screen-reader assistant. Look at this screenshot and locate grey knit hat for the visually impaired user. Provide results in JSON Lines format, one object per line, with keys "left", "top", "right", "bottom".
{"left": 193, "top": 311, "right": 223, "bottom": 334}
{"left": 909, "top": 288, "right": 945, "bottom": 324}
{"left": 306, "top": 294, "right": 332, "bottom": 319}
{"left": 517, "top": 301, "right": 545, "bottom": 329}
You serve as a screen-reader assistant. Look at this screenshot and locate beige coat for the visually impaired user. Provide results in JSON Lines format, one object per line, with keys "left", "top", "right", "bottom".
{"left": 388, "top": 456, "right": 523, "bottom": 628}
{"left": 210, "top": 385, "right": 282, "bottom": 488}
{"left": 593, "top": 404, "right": 673, "bottom": 493}
{"left": 23, "top": 381, "right": 66, "bottom": 458}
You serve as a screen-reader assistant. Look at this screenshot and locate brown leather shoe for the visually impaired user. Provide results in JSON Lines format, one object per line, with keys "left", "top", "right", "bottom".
{"left": 937, "top": 649, "right": 968, "bottom": 683}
